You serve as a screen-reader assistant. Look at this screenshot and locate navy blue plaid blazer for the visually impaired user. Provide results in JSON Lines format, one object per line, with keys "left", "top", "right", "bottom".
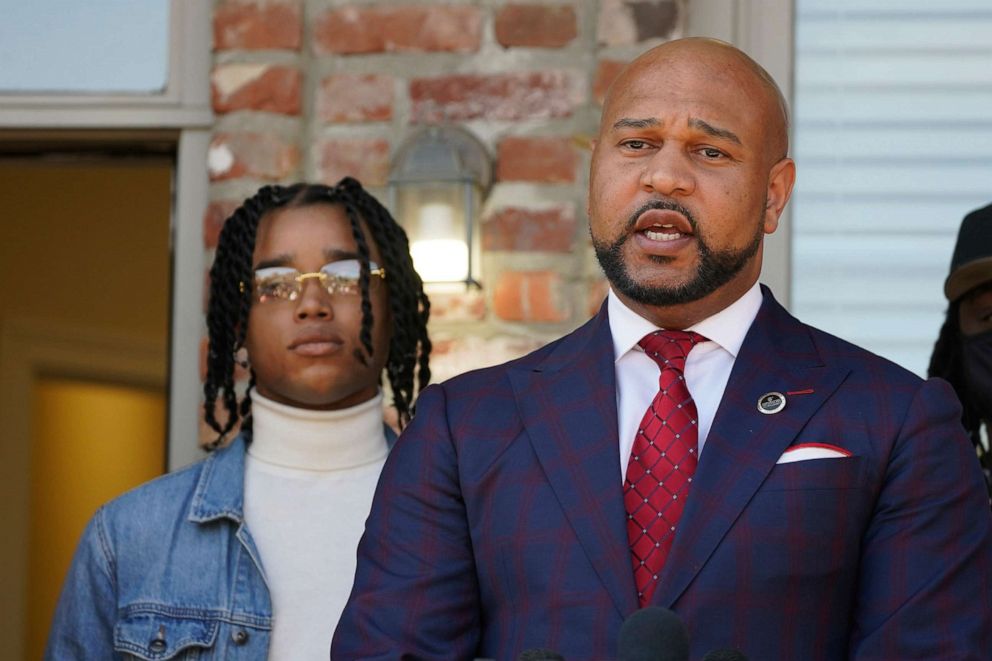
{"left": 333, "top": 289, "right": 992, "bottom": 660}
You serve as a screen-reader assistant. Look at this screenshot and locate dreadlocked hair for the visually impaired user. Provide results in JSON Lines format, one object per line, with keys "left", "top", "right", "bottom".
{"left": 929, "top": 300, "right": 984, "bottom": 441}
{"left": 928, "top": 300, "right": 991, "bottom": 499}
{"left": 203, "top": 178, "right": 432, "bottom": 449}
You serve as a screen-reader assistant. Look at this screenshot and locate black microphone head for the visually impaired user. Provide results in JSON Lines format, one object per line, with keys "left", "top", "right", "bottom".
{"left": 518, "top": 649, "right": 565, "bottom": 660}
{"left": 701, "top": 650, "right": 748, "bottom": 661}
{"left": 617, "top": 606, "right": 689, "bottom": 661}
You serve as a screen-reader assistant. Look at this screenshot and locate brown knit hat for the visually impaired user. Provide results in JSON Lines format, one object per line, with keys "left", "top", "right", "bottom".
{"left": 945, "top": 202, "right": 992, "bottom": 302}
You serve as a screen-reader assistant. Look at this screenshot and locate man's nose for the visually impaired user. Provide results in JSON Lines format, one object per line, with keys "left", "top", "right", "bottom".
{"left": 294, "top": 278, "right": 334, "bottom": 320}
{"left": 639, "top": 146, "right": 696, "bottom": 197}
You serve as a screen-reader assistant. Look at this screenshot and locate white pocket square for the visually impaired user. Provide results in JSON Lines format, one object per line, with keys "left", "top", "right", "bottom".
{"left": 776, "top": 443, "right": 852, "bottom": 464}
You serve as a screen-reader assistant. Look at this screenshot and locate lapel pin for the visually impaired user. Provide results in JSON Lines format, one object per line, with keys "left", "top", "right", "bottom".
{"left": 757, "top": 392, "right": 786, "bottom": 415}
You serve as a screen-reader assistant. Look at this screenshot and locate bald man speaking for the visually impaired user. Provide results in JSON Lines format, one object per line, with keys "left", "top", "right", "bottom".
{"left": 333, "top": 39, "right": 992, "bottom": 660}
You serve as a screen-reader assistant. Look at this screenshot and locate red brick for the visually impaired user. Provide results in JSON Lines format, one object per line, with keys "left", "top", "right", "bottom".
{"left": 411, "top": 72, "right": 574, "bottom": 122}
{"left": 495, "top": 4, "right": 578, "bottom": 48}
{"left": 483, "top": 205, "right": 576, "bottom": 252}
{"left": 313, "top": 5, "right": 481, "bottom": 55}
{"left": 208, "top": 132, "right": 300, "bottom": 181}
{"left": 493, "top": 270, "right": 570, "bottom": 322}
{"left": 427, "top": 290, "right": 487, "bottom": 322}
{"left": 319, "top": 138, "right": 391, "bottom": 187}
{"left": 597, "top": 0, "right": 679, "bottom": 46}
{"left": 496, "top": 136, "right": 578, "bottom": 183}
{"left": 211, "top": 64, "right": 301, "bottom": 115}
{"left": 204, "top": 200, "right": 240, "bottom": 249}
{"left": 213, "top": 0, "right": 302, "bottom": 50}
{"left": 318, "top": 74, "right": 394, "bottom": 123}
{"left": 593, "top": 58, "right": 628, "bottom": 105}
{"left": 496, "top": 5, "right": 578, "bottom": 48}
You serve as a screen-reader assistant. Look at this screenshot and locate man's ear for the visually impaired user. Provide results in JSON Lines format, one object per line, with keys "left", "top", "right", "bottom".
{"left": 763, "top": 157, "right": 796, "bottom": 234}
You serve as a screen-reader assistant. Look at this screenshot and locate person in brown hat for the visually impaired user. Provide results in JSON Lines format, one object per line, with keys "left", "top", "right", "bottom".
{"left": 929, "top": 201, "right": 992, "bottom": 495}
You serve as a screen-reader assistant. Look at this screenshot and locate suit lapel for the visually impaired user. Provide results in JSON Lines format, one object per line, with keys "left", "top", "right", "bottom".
{"left": 509, "top": 304, "right": 640, "bottom": 617}
{"left": 654, "top": 289, "right": 852, "bottom": 608}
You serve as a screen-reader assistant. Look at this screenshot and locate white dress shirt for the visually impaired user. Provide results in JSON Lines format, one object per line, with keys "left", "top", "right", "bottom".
{"left": 609, "top": 282, "right": 763, "bottom": 479}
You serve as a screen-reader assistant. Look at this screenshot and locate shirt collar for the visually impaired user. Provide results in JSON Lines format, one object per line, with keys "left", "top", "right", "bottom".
{"left": 189, "top": 433, "right": 249, "bottom": 524}
{"left": 608, "top": 280, "right": 763, "bottom": 361}
{"left": 248, "top": 391, "right": 387, "bottom": 471}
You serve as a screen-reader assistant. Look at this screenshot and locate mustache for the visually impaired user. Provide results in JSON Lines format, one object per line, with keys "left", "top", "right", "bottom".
{"left": 624, "top": 199, "right": 698, "bottom": 236}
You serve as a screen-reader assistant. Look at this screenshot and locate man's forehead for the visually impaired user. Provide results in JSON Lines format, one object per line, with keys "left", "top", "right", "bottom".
{"left": 603, "top": 85, "right": 754, "bottom": 136}
{"left": 602, "top": 44, "right": 787, "bottom": 155}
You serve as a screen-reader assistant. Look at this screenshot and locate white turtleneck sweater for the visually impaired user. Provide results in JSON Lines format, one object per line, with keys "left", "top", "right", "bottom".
{"left": 243, "top": 392, "right": 389, "bottom": 660}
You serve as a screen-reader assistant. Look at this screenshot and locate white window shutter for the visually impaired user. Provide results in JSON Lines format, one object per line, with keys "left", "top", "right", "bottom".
{"left": 792, "top": 0, "right": 992, "bottom": 376}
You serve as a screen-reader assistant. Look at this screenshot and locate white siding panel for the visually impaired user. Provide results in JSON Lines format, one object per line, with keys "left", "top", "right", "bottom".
{"left": 792, "top": 0, "right": 992, "bottom": 377}
{"left": 800, "top": 0, "right": 992, "bottom": 16}
{"left": 790, "top": 198, "right": 992, "bottom": 234}
{"left": 801, "top": 19, "right": 992, "bottom": 51}
{"left": 795, "top": 163, "right": 992, "bottom": 196}
{"left": 795, "top": 127, "right": 992, "bottom": 160}
{"left": 800, "top": 54, "right": 992, "bottom": 87}
{"left": 795, "top": 89, "right": 992, "bottom": 123}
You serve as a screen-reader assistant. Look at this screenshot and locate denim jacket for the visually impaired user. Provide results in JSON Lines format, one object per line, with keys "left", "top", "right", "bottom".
{"left": 46, "top": 426, "right": 396, "bottom": 660}
{"left": 46, "top": 434, "right": 271, "bottom": 659}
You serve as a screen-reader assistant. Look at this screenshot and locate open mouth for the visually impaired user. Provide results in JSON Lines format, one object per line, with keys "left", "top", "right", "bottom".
{"left": 644, "top": 224, "right": 687, "bottom": 241}
{"left": 634, "top": 208, "right": 694, "bottom": 244}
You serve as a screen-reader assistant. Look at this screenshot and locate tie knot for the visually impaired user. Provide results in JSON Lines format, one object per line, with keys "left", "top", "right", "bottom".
{"left": 638, "top": 330, "right": 706, "bottom": 372}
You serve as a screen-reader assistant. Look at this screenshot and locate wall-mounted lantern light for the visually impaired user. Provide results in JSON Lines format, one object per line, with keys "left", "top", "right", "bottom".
{"left": 388, "top": 125, "right": 492, "bottom": 289}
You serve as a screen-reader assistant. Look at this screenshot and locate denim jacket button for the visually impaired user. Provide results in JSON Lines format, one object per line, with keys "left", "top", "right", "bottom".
{"left": 149, "top": 625, "right": 168, "bottom": 653}
{"left": 232, "top": 629, "right": 249, "bottom": 645}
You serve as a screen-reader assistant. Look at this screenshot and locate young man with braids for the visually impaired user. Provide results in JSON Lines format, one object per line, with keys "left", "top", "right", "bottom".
{"left": 46, "top": 179, "right": 431, "bottom": 659}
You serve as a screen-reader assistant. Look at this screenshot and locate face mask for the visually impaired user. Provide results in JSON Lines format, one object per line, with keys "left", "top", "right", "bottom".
{"left": 962, "top": 329, "right": 992, "bottom": 422}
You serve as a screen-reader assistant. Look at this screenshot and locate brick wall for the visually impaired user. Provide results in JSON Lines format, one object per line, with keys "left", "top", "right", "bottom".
{"left": 205, "top": 0, "right": 684, "bottom": 441}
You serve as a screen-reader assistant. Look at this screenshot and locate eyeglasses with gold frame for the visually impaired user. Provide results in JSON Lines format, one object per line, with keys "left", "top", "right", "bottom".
{"left": 243, "top": 259, "right": 385, "bottom": 303}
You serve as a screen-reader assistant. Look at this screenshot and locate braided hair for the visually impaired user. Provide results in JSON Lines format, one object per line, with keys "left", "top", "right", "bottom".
{"left": 203, "top": 178, "right": 431, "bottom": 447}
{"left": 929, "top": 298, "right": 991, "bottom": 495}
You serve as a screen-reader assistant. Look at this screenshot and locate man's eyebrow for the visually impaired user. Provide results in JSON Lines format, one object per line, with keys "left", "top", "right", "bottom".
{"left": 254, "top": 248, "right": 362, "bottom": 271}
{"left": 324, "top": 248, "right": 361, "bottom": 261}
{"left": 689, "top": 118, "right": 742, "bottom": 145}
{"left": 612, "top": 117, "right": 659, "bottom": 130}
{"left": 254, "top": 254, "right": 293, "bottom": 270}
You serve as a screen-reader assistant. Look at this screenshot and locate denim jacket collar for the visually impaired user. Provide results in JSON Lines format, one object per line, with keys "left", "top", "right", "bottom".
{"left": 186, "top": 424, "right": 397, "bottom": 525}
{"left": 188, "top": 433, "right": 250, "bottom": 524}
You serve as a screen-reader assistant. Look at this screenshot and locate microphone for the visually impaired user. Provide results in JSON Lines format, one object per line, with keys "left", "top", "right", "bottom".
{"left": 617, "top": 607, "right": 689, "bottom": 661}
{"left": 518, "top": 649, "right": 565, "bottom": 660}
{"left": 701, "top": 650, "right": 748, "bottom": 661}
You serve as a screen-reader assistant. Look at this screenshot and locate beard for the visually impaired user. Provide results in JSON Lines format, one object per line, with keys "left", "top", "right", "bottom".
{"left": 592, "top": 199, "right": 763, "bottom": 307}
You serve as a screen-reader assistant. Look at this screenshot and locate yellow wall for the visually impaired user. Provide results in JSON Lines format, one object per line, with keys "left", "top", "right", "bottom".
{"left": 27, "top": 379, "right": 166, "bottom": 660}
{"left": 0, "top": 160, "right": 171, "bottom": 337}
{"left": 0, "top": 158, "right": 172, "bottom": 659}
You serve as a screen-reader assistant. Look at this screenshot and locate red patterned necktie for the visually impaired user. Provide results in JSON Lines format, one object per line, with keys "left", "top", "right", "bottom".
{"left": 624, "top": 329, "right": 706, "bottom": 607}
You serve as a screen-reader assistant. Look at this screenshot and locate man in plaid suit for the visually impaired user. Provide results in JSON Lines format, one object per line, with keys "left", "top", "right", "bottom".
{"left": 333, "top": 38, "right": 992, "bottom": 660}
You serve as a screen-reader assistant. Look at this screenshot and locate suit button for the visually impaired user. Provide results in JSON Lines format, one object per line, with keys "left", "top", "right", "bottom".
{"left": 232, "top": 629, "right": 250, "bottom": 645}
